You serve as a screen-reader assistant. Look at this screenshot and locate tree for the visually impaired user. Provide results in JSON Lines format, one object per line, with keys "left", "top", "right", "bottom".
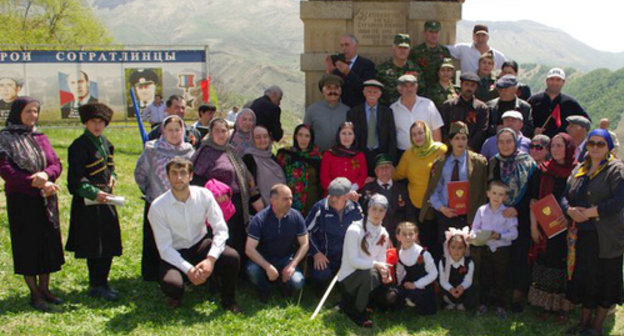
{"left": 0, "top": 0, "right": 113, "bottom": 48}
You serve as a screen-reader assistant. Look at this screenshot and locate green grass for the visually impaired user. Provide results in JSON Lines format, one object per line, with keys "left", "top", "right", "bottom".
{"left": 0, "top": 127, "right": 623, "bottom": 335}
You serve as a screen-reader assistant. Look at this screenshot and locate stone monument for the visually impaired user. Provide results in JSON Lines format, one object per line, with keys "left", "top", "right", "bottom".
{"left": 300, "top": 0, "right": 464, "bottom": 106}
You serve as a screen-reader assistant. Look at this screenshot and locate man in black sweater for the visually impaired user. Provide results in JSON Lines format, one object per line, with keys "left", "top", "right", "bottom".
{"left": 249, "top": 86, "right": 284, "bottom": 142}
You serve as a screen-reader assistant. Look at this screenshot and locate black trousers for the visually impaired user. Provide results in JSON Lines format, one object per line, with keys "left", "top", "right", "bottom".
{"left": 159, "top": 236, "right": 240, "bottom": 305}
{"left": 87, "top": 257, "right": 113, "bottom": 288}
{"left": 478, "top": 246, "right": 510, "bottom": 308}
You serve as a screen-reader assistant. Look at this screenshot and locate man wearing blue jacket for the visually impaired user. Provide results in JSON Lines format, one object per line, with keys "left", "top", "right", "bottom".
{"left": 306, "top": 177, "right": 363, "bottom": 293}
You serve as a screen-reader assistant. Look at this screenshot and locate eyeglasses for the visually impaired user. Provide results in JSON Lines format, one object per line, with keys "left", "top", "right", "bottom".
{"left": 587, "top": 140, "right": 607, "bottom": 148}
{"left": 529, "top": 144, "right": 544, "bottom": 150}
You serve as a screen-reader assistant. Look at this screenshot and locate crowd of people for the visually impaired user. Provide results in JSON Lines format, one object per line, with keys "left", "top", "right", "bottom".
{"left": 1, "top": 21, "right": 623, "bottom": 336}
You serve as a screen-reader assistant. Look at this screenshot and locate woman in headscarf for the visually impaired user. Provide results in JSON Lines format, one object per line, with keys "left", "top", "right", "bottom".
{"left": 228, "top": 107, "right": 256, "bottom": 157}
{"left": 0, "top": 97, "right": 64, "bottom": 311}
{"left": 529, "top": 134, "right": 551, "bottom": 165}
{"left": 527, "top": 133, "right": 576, "bottom": 322}
{"left": 488, "top": 127, "right": 538, "bottom": 312}
{"left": 134, "top": 115, "right": 195, "bottom": 281}
{"left": 563, "top": 129, "right": 624, "bottom": 336}
{"left": 276, "top": 124, "right": 322, "bottom": 215}
{"left": 191, "top": 118, "right": 263, "bottom": 261}
{"left": 320, "top": 121, "right": 367, "bottom": 194}
{"left": 242, "top": 125, "right": 286, "bottom": 206}
{"left": 394, "top": 120, "right": 447, "bottom": 252}
{"left": 420, "top": 121, "right": 488, "bottom": 259}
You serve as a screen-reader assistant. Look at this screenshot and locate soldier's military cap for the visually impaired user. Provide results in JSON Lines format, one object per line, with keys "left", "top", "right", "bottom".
{"left": 129, "top": 68, "right": 158, "bottom": 86}
{"left": 440, "top": 58, "right": 455, "bottom": 69}
{"left": 424, "top": 20, "right": 441, "bottom": 32}
{"left": 362, "top": 79, "right": 385, "bottom": 91}
{"left": 393, "top": 34, "right": 411, "bottom": 48}
{"left": 459, "top": 72, "right": 480, "bottom": 84}
{"left": 374, "top": 153, "right": 394, "bottom": 168}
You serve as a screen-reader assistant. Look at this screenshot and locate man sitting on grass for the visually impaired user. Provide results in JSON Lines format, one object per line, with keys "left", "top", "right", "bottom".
{"left": 148, "top": 157, "right": 241, "bottom": 312}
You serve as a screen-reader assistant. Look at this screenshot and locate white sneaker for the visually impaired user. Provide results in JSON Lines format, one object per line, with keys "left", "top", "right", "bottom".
{"left": 405, "top": 298, "right": 416, "bottom": 307}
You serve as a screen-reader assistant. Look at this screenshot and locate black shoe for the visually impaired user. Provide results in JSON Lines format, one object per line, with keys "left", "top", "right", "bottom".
{"left": 89, "top": 287, "right": 119, "bottom": 301}
{"left": 30, "top": 298, "right": 51, "bottom": 312}
{"left": 43, "top": 293, "right": 64, "bottom": 305}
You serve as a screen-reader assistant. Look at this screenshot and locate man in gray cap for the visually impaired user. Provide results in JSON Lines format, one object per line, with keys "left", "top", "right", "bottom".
{"left": 480, "top": 110, "right": 530, "bottom": 159}
{"left": 487, "top": 74, "right": 533, "bottom": 137}
{"left": 391, "top": 74, "right": 444, "bottom": 155}
{"left": 527, "top": 67, "right": 590, "bottom": 137}
{"left": 376, "top": 34, "right": 422, "bottom": 106}
{"left": 439, "top": 72, "right": 489, "bottom": 152}
{"left": 566, "top": 115, "right": 591, "bottom": 162}
{"left": 347, "top": 79, "right": 398, "bottom": 174}
{"left": 306, "top": 177, "right": 363, "bottom": 294}
{"left": 410, "top": 20, "right": 452, "bottom": 93}
{"left": 446, "top": 24, "right": 506, "bottom": 73}
{"left": 304, "top": 74, "right": 350, "bottom": 151}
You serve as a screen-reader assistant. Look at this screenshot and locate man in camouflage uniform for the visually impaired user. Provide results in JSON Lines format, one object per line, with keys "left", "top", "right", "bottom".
{"left": 425, "top": 58, "right": 460, "bottom": 112}
{"left": 409, "top": 20, "right": 451, "bottom": 97}
{"left": 376, "top": 34, "right": 422, "bottom": 106}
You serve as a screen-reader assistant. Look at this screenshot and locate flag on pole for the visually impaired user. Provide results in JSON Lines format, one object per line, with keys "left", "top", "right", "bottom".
{"left": 201, "top": 77, "right": 211, "bottom": 103}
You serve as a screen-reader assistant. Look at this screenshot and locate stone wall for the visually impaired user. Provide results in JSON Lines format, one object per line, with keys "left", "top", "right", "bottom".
{"left": 300, "top": 0, "right": 463, "bottom": 106}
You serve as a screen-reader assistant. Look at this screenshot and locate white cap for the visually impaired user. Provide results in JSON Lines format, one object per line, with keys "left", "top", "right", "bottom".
{"left": 501, "top": 110, "right": 523, "bottom": 121}
{"left": 547, "top": 67, "right": 566, "bottom": 80}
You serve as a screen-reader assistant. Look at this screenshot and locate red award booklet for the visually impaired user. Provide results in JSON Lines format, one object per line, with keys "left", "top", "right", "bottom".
{"left": 448, "top": 181, "right": 469, "bottom": 215}
{"left": 530, "top": 194, "right": 567, "bottom": 239}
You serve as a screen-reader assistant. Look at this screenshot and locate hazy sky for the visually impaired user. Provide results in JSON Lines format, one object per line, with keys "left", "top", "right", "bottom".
{"left": 462, "top": 0, "right": 623, "bottom": 53}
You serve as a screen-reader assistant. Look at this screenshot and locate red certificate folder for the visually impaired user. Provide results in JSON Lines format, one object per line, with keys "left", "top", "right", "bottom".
{"left": 530, "top": 194, "right": 567, "bottom": 239}
{"left": 448, "top": 181, "right": 469, "bottom": 215}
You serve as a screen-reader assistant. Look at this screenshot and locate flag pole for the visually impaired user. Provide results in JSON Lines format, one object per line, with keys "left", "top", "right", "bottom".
{"left": 130, "top": 88, "right": 149, "bottom": 146}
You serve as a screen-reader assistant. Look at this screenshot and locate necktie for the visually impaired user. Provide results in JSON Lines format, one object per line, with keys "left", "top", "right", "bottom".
{"left": 451, "top": 159, "right": 460, "bottom": 182}
{"left": 382, "top": 183, "right": 390, "bottom": 190}
{"left": 367, "top": 106, "right": 378, "bottom": 149}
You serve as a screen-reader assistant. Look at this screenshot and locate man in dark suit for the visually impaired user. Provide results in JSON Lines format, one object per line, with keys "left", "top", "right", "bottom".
{"left": 61, "top": 71, "right": 98, "bottom": 119}
{"left": 360, "top": 154, "right": 414, "bottom": 245}
{"left": 325, "top": 34, "right": 376, "bottom": 108}
{"left": 249, "top": 86, "right": 283, "bottom": 142}
{"left": 347, "top": 80, "right": 398, "bottom": 176}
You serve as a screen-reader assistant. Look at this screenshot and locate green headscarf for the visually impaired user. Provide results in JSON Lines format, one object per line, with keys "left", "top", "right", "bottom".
{"left": 410, "top": 121, "right": 445, "bottom": 158}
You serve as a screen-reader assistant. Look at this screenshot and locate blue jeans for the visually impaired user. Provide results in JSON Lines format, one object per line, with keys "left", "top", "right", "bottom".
{"left": 246, "top": 256, "right": 305, "bottom": 291}
{"left": 309, "top": 255, "right": 340, "bottom": 282}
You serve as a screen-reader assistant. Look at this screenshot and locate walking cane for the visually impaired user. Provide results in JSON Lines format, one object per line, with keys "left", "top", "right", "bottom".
{"left": 310, "top": 274, "right": 338, "bottom": 320}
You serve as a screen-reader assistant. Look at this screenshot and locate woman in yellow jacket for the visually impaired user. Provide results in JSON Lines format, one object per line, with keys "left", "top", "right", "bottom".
{"left": 394, "top": 120, "right": 447, "bottom": 251}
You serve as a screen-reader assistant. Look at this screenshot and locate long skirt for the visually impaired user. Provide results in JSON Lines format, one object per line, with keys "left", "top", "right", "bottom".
{"left": 6, "top": 193, "right": 64, "bottom": 275}
{"left": 567, "top": 230, "right": 624, "bottom": 309}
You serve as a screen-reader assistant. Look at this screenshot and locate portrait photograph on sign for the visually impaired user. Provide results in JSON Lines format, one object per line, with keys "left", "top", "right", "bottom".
{"left": 0, "top": 71, "right": 24, "bottom": 121}
{"left": 125, "top": 68, "right": 162, "bottom": 118}
{"left": 58, "top": 70, "right": 99, "bottom": 119}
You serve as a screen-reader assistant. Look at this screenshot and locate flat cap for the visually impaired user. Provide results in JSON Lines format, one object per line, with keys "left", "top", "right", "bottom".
{"left": 318, "top": 74, "right": 344, "bottom": 92}
{"left": 459, "top": 72, "right": 480, "bottom": 83}
{"left": 496, "top": 75, "right": 518, "bottom": 89}
{"left": 328, "top": 177, "right": 352, "bottom": 197}
{"left": 566, "top": 115, "right": 591, "bottom": 131}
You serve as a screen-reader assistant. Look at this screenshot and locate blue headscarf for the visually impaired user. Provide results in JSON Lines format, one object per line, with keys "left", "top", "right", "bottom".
{"left": 588, "top": 128, "right": 614, "bottom": 151}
